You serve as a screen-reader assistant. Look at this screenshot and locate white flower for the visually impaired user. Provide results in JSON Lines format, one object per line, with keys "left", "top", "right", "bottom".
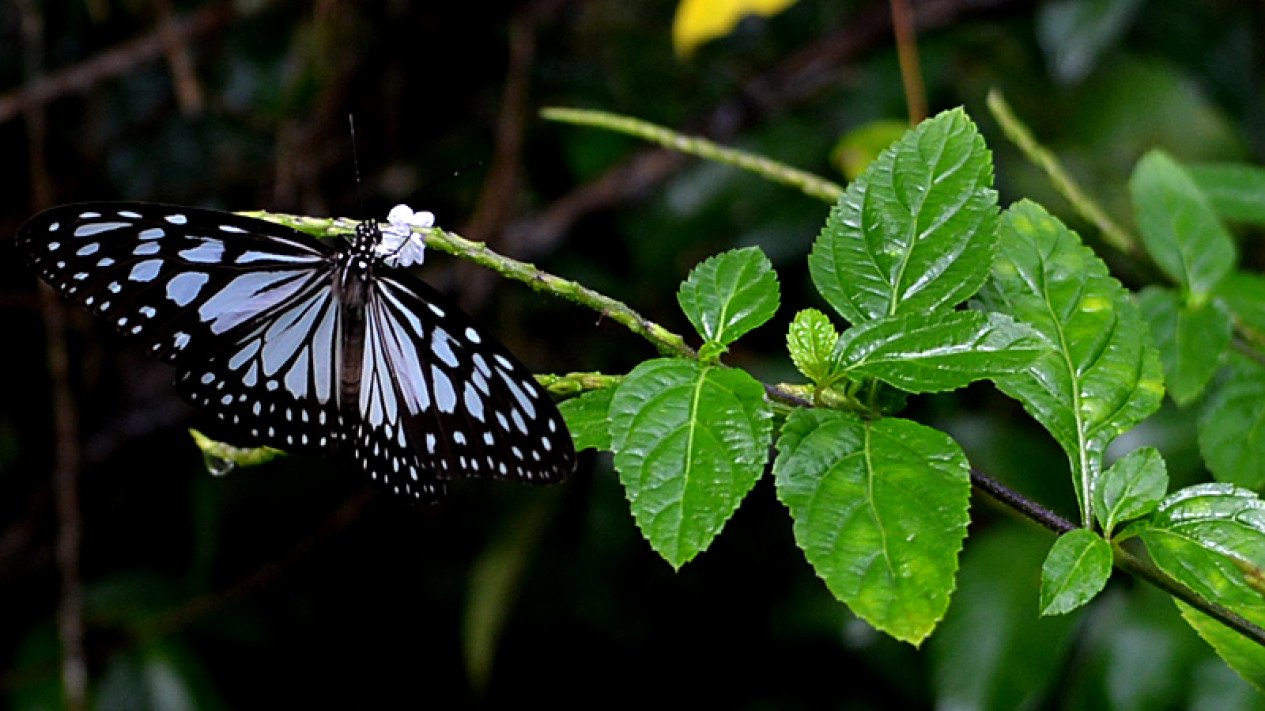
{"left": 376, "top": 204, "right": 433, "bottom": 268}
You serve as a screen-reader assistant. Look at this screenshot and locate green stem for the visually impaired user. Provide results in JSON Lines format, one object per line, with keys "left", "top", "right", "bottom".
{"left": 985, "top": 89, "right": 1138, "bottom": 255}
{"left": 228, "top": 208, "right": 1265, "bottom": 651}
{"left": 240, "top": 210, "right": 696, "bottom": 360}
{"left": 540, "top": 107, "right": 844, "bottom": 203}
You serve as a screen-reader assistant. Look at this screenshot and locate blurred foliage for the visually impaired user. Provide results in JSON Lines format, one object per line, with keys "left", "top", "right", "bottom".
{"left": 2, "top": 0, "right": 1265, "bottom": 707}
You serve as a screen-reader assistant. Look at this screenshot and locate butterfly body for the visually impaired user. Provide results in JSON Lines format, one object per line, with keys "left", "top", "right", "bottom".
{"left": 17, "top": 203, "right": 575, "bottom": 501}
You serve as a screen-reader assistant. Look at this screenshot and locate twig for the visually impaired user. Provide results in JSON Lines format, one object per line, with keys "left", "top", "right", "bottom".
{"left": 541, "top": 108, "right": 844, "bottom": 202}
{"left": 456, "top": 7, "right": 539, "bottom": 308}
{"left": 985, "top": 89, "right": 1138, "bottom": 255}
{"left": 0, "top": 3, "right": 231, "bottom": 125}
{"left": 970, "top": 468, "right": 1075, "bottom": 534}
{"left": 154, "top": 0, "right": 205, "bottom": 114}
{"left": 971, "top": 468, "right": 1265, "bottom": 648}
{"left": 17, "top": 0, "right": 87, "bottom": 705}
{"left": 240, "top": 210, "right": 698, "bottom": 359}
{"left": 509, "top": 0, "right": 1026, "bottom": 253}
{"left": 889, "top": 0, "right": 927, "bottom": 124}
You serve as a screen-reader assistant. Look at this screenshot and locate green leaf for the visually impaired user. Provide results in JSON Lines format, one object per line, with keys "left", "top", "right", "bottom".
{"left": 1137, "top": 286, "right": 1232, "bottom": 407}
{"left": 1199, "top": 360, "right": 1265, "bottom": 489}
{"left": 834, "top": 311, "right": 1047, "bottom": 393}
{"left": 1129, "top": 150, "right": 1236, "bottom": 297}
{"left": 188, "top": 428, "right": 283, "bottom": 476}
{"left": 1138, "top": 484, "right": 1265, "bottom": 615}
{"left": 1093, "top": 447, "right": 1168, "bottom": 535}
{"left": 979, "top": 201, "right": 1164, "bottom": 526}
{"left": 1178, "top": 602, "right": 1265, "bottom": 691}
{"left": 677, "top": 246, "right": 780, "bottom": 349}
{"left": 774, "top": 409, "right": 971, "bottom": 645}
{"left": 609, "top": 358, "right": 773, "bottom": 568}
{"left": 1216, "top": 272, "right": 1265, "bottom": 340}
{"left": 1039, "top": 528, "right": 1113, "bottom": 616}
{"left": 558, "top": 387, "right": 615, "bottom": 452}
{"left": 786, "top": 308, "right": 842, "bottom": 385}
{"left": 1137, "top": 484, "right": 1265, "bottom": 685}
{"left": 808, "top": 108, "right": 998, "bottom": 324}
{"left": 1188, "top": 162, "right": 1265, "bottom": 226}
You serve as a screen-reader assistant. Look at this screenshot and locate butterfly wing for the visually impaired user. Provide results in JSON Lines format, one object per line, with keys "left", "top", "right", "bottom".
{"left": 17, "top": 202, "right": 573, "bottom": 501}
{"left": 349, "top": 272, "right": 575, "bottom": 491}
{"left": 16, "top": 202, "right": 335, "bottom": 365}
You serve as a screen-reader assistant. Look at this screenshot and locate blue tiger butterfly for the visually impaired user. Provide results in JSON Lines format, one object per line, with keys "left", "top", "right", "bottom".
{"left": 17, "top": 203, "right": 575, "bottom": 501}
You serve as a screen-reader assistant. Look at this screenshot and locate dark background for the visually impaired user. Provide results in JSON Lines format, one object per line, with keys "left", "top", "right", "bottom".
{"left": 2, "top": 0, "right": 1264, "bottom": 707}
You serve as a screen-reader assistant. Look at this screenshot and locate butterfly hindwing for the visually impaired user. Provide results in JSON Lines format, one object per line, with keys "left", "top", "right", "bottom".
{"left": 357, "top": 274, "right": 575, "bottom": 486}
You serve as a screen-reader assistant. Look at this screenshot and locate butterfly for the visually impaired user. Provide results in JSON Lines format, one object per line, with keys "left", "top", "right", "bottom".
{"left": 16, "top": 202, "right": 576, "bottom": 501}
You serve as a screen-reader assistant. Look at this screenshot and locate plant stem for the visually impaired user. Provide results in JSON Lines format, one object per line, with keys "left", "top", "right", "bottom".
{"left": 889, "top": 0, "right": 926, "bottom": 125}
{"left": 971, "top": 467, "right": 1265, "bottom": 648}
{"left": 241, "top": 208, "right": 1265, "bottom": 651}
{"left": 540, "top": 107, "right": 844, "bottom": 203}
{"left": 985, "top": 89, "right": 1138, "bottom": 255}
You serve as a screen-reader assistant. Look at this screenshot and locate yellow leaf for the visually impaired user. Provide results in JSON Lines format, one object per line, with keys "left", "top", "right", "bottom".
{"left": 830, "top": 119, "right": 909, "bottom": 180}
{"left": 673, "top": 0, "right": 799, "bottom": 58}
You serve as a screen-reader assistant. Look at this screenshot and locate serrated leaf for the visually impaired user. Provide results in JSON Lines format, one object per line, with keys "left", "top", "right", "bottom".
{"left": 786, "top": 308, "right": 841, "bottom": 384}
{"left": 834, "top": 311, "right": 1047, "bottom": 393}
{"left": 558, "top": 388, "right": 614, "bottom": 452}
{"left": 1093, "top": 447, "right": 1168, "bottom": 535}
{"left": 773, "top": 409, "right": 971, "bottom": 645}
{"left": 1216, "top": 271, "right": 1265, "bottom": 340}
{"left": 609, "top": 358, "right": 773, "bottom": 568}
{"left": 1039, "top": 528, "right": 1113, "bottom": 615}
{"left": 1137, "top": 483, "right": 1265, "bottom": 684}
{"left": 1199, "top": 360, "right": 1265, "bottom": 490}
{"left": 1188, "top": 162, "right": 1265, "bottom": 226}
{"left": 1177, "top": 602, "right": 1265, "bottom": 691}
{"left": 1137, "top": 287, "right": 1231, "bottom": 407}
{"left": 677, "top": 246, "right": 780, "bottom": 350}
{"left": 808, "top": 108, "right": 998, "bottom": 324}
{"left": 1130, "top": 150, "right": 1236, "bottom": 296}
{"left": 979, "top": 200, "right": 1164, "bottom": 526}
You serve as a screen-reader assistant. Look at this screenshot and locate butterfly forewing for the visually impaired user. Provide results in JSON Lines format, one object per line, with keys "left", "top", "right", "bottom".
{"left": 16, "top": 203, "right": 333, "bottom": 365}
{"left": 16, "top": 201, "right": 575, "bottom": 503}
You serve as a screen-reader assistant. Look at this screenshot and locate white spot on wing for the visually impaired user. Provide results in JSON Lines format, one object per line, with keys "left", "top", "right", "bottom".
{"left": 432, "top": 366, "right": 456, "bottom": 413}
{"left": 129, "top": 260, "right": 163, "bottom": 283}
{"left": 166, "top": 272, "right": 209, "bottom": 306}
{"left": 179, "top": 238, "right": 226, "bottom": 263}
{"left": 74, "top": 222, "right": 129, "bottom": 237}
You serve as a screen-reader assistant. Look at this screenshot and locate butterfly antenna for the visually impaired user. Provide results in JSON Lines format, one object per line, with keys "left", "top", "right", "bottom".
{"left": 348, "top": 113, "right": 365, "bottom": 214}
